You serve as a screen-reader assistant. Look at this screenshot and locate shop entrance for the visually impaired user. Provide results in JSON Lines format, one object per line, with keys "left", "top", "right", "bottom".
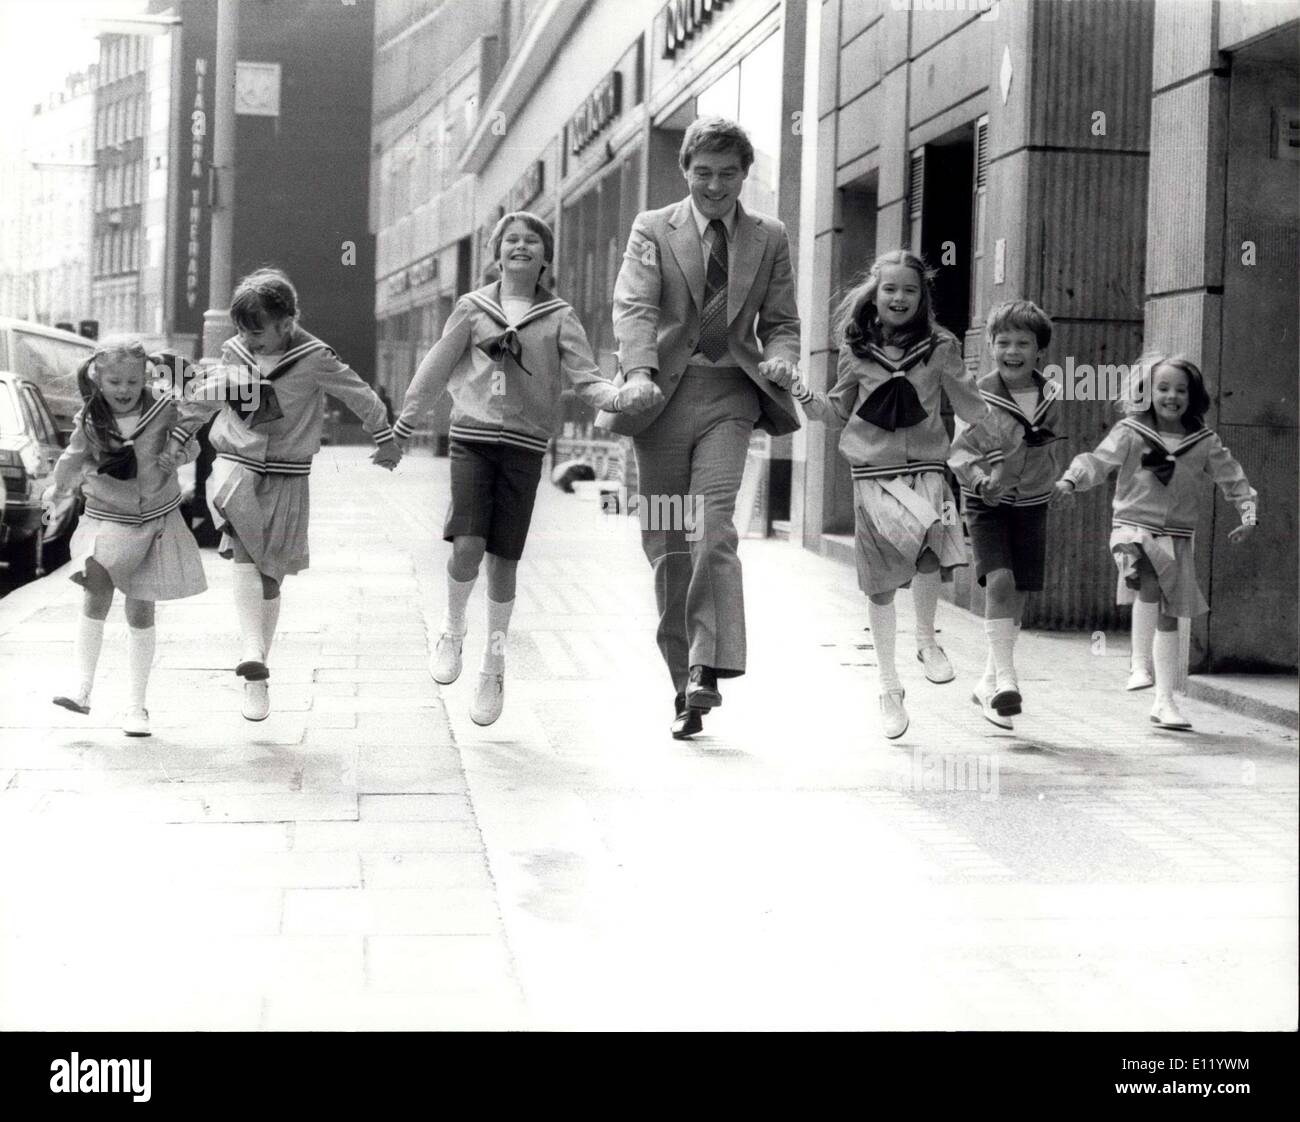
{"left": 909, "top": 122, "right": 975, "bottom": 342}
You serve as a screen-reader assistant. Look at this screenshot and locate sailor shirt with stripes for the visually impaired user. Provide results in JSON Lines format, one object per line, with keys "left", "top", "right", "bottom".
{"left": 791, "top": 330, "right": 987, "bottom": 480}
{"left": 393, "top": 284, "right": 619, "bottom": 456}
{"left": 948, "top": 370, "right": 1063, "bottom": 508}
{"left": 1062, "top": 415, "right": 1258, "bottom": 537}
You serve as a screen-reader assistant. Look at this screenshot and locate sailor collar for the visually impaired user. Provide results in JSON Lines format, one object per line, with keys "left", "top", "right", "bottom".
{"left": 982, "top": 371, "right": 1053, "bottom": 423}
{"left": 464, "top": 284, "right": 569, "bottom": 332}
{"left": 224, "top": 329, "right": 330, "bottom": 381}
{"left": 1120, "top": 415, "right": 1213, "bottom": 454}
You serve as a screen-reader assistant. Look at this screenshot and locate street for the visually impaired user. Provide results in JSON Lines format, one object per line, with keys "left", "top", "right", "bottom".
{"left": 0, "top": 445, "right": 1296, "bottom": 1031}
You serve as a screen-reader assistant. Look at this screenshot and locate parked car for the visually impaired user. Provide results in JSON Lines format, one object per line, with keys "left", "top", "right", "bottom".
{"left": 0, "top": 373, "right": 76, "bottom": 578}
{"left": 0, "top": 317, "right": 96, "bottom": 438}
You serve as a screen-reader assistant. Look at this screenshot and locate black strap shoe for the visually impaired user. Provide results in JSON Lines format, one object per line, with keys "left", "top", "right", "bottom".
{"left": 685, "top": 664, "right": 722, "bottom": 710}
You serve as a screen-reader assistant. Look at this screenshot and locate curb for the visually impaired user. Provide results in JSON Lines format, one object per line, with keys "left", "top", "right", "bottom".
{"left": 1184, "top": 675, "right": 1299, "bottom": 732}
{"left": 0, "top": 560, "right": 76, "bottom": 638}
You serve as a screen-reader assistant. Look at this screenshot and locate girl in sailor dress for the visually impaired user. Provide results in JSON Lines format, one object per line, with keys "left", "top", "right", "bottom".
{"left": 43, "top": 336, "right": 206, "bottom": 737}
{"left": 1054, "top": 354, "right": 1257, "bottom": 730}
{"left": 393, "top": 211, "right": 657, "bottom": 727}
{"left": 178, "top": 268, "right": 401, "bottom": 721}
{"left": 788, "top": 250, "right": 988, "bottom": 739}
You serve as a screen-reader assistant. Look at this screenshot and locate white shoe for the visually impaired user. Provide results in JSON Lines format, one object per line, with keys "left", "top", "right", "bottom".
{"left": 916, "top": 644, "right": 955, "bottom": 684}
{"left": 971, "top": 682, "right": 1013, "bottom": 730}
{"left": 1126, "top": 661, "right": 1155, "bottom": 691}
{"left": 429, "top": 631, "right": 465, "bottom": 685}
{"left": 879, "top": 688, "right": 909, "bottom": 739}
{"left": 123, "top": 707, "right": 151, "bottom": 737}
{"left": 53, "top": 686, "right": 92, "bottom": 715}
{"left": 242, "top": 680, "right": 270, "bottom": 722}
{"left": 1150, "top": 697, "right": 1192, "bottom": 730}
{"left": 470, "top": 668, "right": 505, "bottom": 726}
{"left": 990, "top": 671, "right": 1022, "bottom": 715}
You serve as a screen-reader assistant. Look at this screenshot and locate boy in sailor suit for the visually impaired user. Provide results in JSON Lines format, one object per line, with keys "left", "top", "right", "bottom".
{"left": 949, "top": 300, "right": 1062, "bottom": 729}
{"left": 394, "top": 211, "right": 658, "bottom": 726}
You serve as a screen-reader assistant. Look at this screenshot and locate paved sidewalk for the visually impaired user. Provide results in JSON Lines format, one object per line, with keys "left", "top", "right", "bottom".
{"left": 1, "top": 446, "right": 1295, "bottom": 1031}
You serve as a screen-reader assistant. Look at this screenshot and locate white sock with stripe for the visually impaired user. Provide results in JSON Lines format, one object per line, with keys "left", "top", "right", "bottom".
{"left": 1153, "top": 627, "right": 1180, "bottom": 704}
{"left": 444, "top": 571, "right": 476, "bottom": 636}
{"left": 867, "top": 600, "right": 901, "bottom": 691}
{"left": 74, "top": 614, "right": 105, "bottom": 701}
{"left": 912, "top": 569, "right": 940, "bottom": 650}
{"left": 232, "top": 563, "right": 266, "bottom": 665}
{"left": 1131, "top": 599, "right": 1157, "bottom": 672}
{"left": 482, "top": 596, "right": 514, "bottom": 672}
{"left": 985, "top": 618, "right": 1017, "bottom": 681}
{"left": 127, "top": 625, "right": 155, "bottom": 710}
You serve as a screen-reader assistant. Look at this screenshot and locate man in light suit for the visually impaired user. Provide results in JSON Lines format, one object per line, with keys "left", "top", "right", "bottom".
{"left": 597, "top": 116, "right": 801, "bottom": 739}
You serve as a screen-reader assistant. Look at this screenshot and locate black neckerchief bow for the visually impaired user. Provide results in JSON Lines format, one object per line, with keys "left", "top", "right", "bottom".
{"left": 990, "top": 374, "right": 1060, "bottom": 447}
{"left": 1122, "top": 416, "right": 1209, "bottom": 486}
{"left": 854, "top": 334, "right": 941, "bottom": 431}
{"left": 224, "top": 336, "right": 329, "bottom": 428}
{"left": 93, "top": 387, "right": 171, "bottom": 480}
{"left": 477, "top": 328, "right": 536, "bottom": 377}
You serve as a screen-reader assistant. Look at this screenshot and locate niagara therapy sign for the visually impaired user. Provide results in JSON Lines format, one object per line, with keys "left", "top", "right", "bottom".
{"left": 185, "top": 57, "right": 210, "bottom": 311}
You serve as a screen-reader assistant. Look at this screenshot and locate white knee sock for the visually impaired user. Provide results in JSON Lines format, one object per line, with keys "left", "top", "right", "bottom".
{"left": 867, "top": 600, "right": 901, "bottom": 691}
{"left": 232, "top": 563, "right": 265, "bottom": 664}
{"left": 482, "top": 596, "right": 514, "bottom": 672}
{"left": 912, "top": 570, "right": 940, "bottom": 650}
{"left": 1131, "top": 599, "right": 1157, "bottom": 671}
{"left": 262, "top": 594, "right": 281, "bottom": 661}
{"left": 980, "top": 646, "right": 996, "bottom": 691}
{"left": 444, "top": 571, "right": 476, "bottom": 636}
{"left": 74, "top": 614, "right": 106, "bottom": 698}
{"left": 986, "top": 618, "right": 1017, "bottom": 682}
{"left": 1153, "top": 627, "right": 1180, "bottom": 704}
{"left": 127, "top": 625, "right": 155, "bottom": 710}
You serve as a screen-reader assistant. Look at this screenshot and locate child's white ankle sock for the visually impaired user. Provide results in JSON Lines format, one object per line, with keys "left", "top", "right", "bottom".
{"left": 1131, "top": 599, "right": 1157, "bottom": 670}
{"left": 261, "top": 594, "right": 281, "bottom": 660}
{"left": 127, "top": 625, "right": 155, "bottom": 710}
{"left": 986, "top": 617, "right": 1017, "bottom": 679}
{"left": 867, "top": 600, "right": 901, "bottom": 691}
{"left": 444, "top": 572, "right": 476, "bottom": 635}
{"left": 232, "top": 563, "right": 265, "bottom": 663}
{"left": 912, "top": 570, "right": 940, "bottom": 649}
{"left": 481, "top": 596, "right": 514, "bottom": 672}
{"left": 75, "top": 614, "right": 106, "bottom": 698}
{"left": 1153, "top": 627, "right": 1180, "bottom": 704}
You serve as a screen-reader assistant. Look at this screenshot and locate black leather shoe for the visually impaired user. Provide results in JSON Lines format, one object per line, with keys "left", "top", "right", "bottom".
{"left": 672, "top": 706, "right": 704, "bottom": 739}
{"left": 685, "top": 664, "right": 721, "bottom": 710}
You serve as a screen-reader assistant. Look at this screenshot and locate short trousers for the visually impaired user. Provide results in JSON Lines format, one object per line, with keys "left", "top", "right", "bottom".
{"left": 443, "top": 437, "right": 544, "bottom": 561}
{"left": 964, "top": 496, "right": 1048, "bottom": 591}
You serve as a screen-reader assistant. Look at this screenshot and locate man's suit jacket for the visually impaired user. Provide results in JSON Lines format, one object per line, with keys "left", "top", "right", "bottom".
{"left": 596, "top": 197, "right": 802, "bottom": 438}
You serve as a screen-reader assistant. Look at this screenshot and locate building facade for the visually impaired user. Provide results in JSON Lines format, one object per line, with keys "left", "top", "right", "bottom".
{"left": 370, "top": 0, "right": 506, "bottom": 438}
{"left": 0, "top": 68, "right": 97, "bottom": 330}
{"left": 795, "top": 0, "right": 1296, "bottom": 671}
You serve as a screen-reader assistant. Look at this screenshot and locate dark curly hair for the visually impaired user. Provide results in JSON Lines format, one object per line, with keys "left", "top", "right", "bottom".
{"left": 230, "top": 267, "right": 299, "bottom": 332}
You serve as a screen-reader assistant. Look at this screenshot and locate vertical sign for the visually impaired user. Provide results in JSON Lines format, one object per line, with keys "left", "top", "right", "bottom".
{"left": 186, "top": 58, "right": 209, "bottom": 310}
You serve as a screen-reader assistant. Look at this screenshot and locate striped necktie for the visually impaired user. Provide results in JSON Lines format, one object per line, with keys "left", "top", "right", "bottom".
{"left": 698, "top": 218, "right": 729, "bottom": 361}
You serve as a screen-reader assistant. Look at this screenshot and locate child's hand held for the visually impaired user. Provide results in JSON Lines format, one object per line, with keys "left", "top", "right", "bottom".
{"left": 1049, "top": 480, "right": 1075, "bottom": 508}
{"left": 372, "top": 441, "right": 402, "bottom": 471}
{"left": 758, "top": 359, "right": 795, "bottom": 389}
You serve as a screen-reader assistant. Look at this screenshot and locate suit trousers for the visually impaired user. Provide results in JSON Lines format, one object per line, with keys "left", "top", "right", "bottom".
{"left": 632, "top": 367, "right": 761, "bottom": 694}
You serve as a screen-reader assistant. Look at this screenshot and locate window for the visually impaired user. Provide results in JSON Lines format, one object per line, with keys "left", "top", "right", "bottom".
{"left": 0, "top": 385, "right": 21, "bottom": 435}
{"left": 20, "top": 385, "right": 58, "bottom": 446}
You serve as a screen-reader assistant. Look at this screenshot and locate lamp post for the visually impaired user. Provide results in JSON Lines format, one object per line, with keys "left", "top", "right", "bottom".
{"left": 201, "top": 0, "right": 239, "bottom": 359}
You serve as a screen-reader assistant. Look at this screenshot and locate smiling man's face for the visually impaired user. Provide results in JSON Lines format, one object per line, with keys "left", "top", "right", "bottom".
{"left": 683, "top": 147, "right": 747, "bottom": 220}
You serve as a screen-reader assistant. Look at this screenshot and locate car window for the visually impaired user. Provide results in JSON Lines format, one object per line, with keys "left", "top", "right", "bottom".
{"left": 11, "top": 331, "right": 92, "bottom": 424}
{"left": 0, "top": 384, "right": 21, "bottom": 435}
{"left": 20, "top": 384, "right": 58, "bottom": 445}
